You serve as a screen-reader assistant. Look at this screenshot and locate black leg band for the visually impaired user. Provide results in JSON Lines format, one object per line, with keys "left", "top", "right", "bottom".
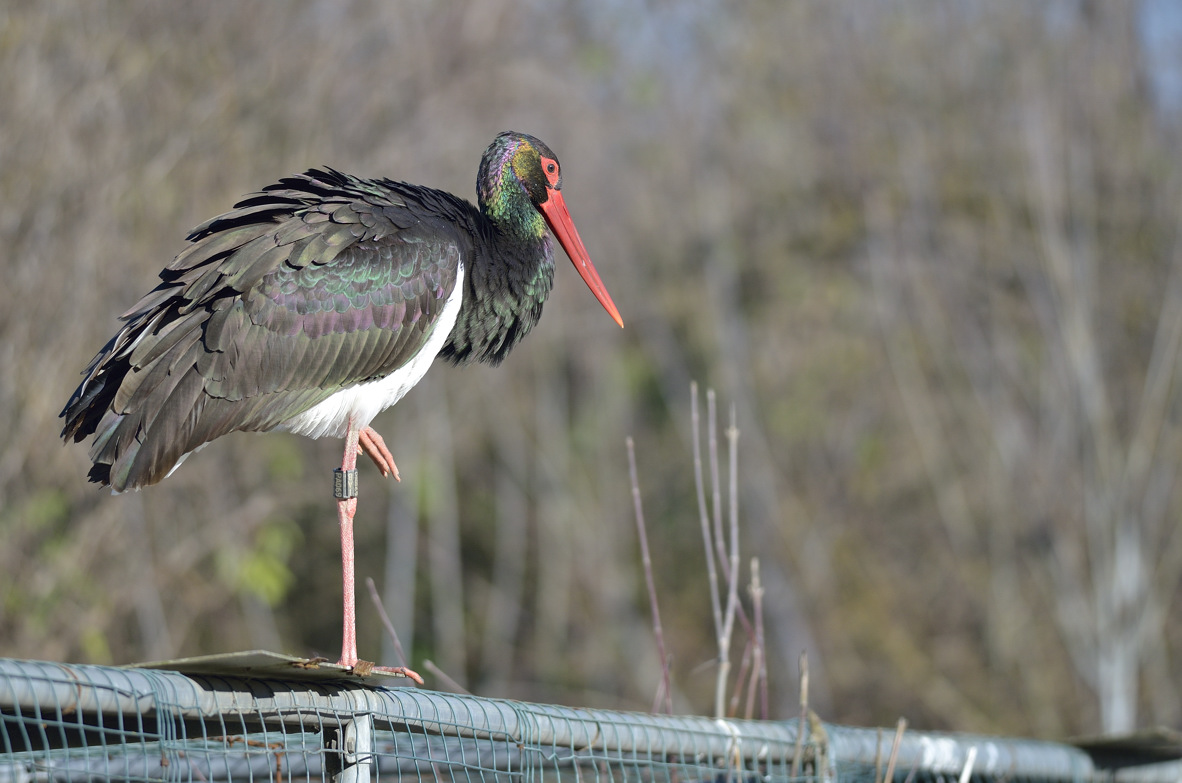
{"left": 334, "top": 468, "right": 358, "bottom": 499}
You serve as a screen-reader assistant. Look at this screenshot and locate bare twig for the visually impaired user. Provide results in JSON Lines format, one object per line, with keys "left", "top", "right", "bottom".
{"left": 809, "top": 711, "right": 831, "bottom": 779}
{"left": 707, "top": 399, "right": 752, "bottom": 629}
{"left": 716, "top": 405, "right": 742, "bottom": 718}
{"left": 422, "top": 659, "right": 470, "bottom": 694}
{"left": 699, "top": 386, "right": 755, "bottom": 717}
{"left": 791, "top": 651, "right": 809, "bottom": 778}
{"left": 627, "top": 436, "right": 673, "bottom": 714}
{"left": 746, "top": 558, "right": 767, "bottom": 720}
{"left": 742, "top": 643, "right": 758, "bottom": 721}
{"left": 729, "top": 639, "right": 753, "bottom": 717}
{"left": 957, "top": 746, "right": 977, "bottom": 783}
{"left": 692, "top": 382, "right": 725, "bottom": 642}
{"left": 727, "top": 406, "right": 740, "bottom": 592}
{"left": 709, "top": 389, "right": 724, "bottom": 576}
{"left": 883, "top": 717, "right": 908, "bottom": 783}
{"left": 365, "top": 576, "right": 410, "bottom": 669}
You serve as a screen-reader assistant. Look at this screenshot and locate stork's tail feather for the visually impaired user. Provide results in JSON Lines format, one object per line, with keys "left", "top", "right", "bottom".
{"left": 61, "top": 306, "right": 213, "bottom": 492}
{"left": 80, "top": 366, "right": 207, "bottom": 491}
{"left": 86, "top": 463, "right": 113, "bottom": 487}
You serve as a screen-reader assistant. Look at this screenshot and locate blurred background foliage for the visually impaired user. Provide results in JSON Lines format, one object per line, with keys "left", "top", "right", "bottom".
{"left": 3, "top": 0, "right": 1182, "bottom": 739}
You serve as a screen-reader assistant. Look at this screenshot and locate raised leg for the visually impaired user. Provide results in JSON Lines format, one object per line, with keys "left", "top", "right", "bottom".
{"left": 359, "top": 426, "right": 400, "bottom": 481}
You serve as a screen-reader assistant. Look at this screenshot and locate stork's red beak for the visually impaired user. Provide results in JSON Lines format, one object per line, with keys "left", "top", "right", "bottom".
{"left": 540, "top": 188, "right": 624, "bottom": 328}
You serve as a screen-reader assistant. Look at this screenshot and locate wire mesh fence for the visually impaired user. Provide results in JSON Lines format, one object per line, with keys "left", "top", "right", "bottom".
{"left": 1, "top": 655, "right": 1179, "bottom": 782}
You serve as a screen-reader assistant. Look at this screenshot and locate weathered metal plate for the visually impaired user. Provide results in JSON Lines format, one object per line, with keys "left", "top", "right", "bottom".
{"left": 1072, "top": 726, "right": 1182, "bottom": 768}
{"left": 126, "top": 650, "right": 417, "bottom": 687}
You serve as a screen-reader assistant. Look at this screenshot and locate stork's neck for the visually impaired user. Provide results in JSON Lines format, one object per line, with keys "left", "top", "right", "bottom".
{"left": 437, "top": 134, "right": 559, "bottom": 366}
{"left": 438, "top": 219, "right": 555, "bottom": 368}
{"left": 477, "top": 150, "right": 548, "bottom": 243}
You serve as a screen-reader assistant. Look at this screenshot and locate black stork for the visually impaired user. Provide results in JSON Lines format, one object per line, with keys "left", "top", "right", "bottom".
{"left": 60, "top": 131, "right": 622, "bottom": 678}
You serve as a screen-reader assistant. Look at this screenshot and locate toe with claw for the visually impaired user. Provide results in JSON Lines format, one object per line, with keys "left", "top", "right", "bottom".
{"left": 359, "top": 427, "right": 400, "bottom": 481}
{"left": 339, "top": 656, "right": 424, "bottom": 685}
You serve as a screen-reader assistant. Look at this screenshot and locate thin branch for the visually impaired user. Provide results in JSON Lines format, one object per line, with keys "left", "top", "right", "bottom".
{"left": 742, "top": 641, "right": 758, "bottom": 720}
{"left": 422, "top": 659, "right": 470, "bottom": 695}
{"left": 714, "top": 404, "right": 742, "bottom": 719}
{"left": 709, "top": 402, "right": 737, "bottom": 719}
{"left": 727, "top": 403, "right": 741, "bottom": 620}
{"left": 704, "top": 390, "right": 756, "bottom": 650}
{"left": 957, "top": 746, "right": 977, "bottom": 783}
{"left": 791, "top": 651, "right": 809, "bottom": 779}
{"left": 692, "top": 382, "right": 725, "bottom": 642}
{"left": 883, "top": 718, "right": 907, "bottom": 783}
{"left": 709, "top": 390, "right": 724, "bottom": 577}
{"left": 729, "top": 639, "right": 754, "bottom": 717}
{"left": 747, "top": 557, "right": 767, "bottom": 721}
{"left": 365, "top": 576, "right": 410, "bottom": 669}
{"left": 715, "top": 599, "right": 736, "bottom": 717}
{"left": 627, "top": 436, "right": 673, "bottom": 715}
{"left": 651, "top": 667, "right": 672, "bottom": 718}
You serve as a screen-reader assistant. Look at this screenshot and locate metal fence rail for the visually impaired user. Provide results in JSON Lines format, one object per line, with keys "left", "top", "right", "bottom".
{"left": 0, "top": 656, "right": 1177, "bottom": 782}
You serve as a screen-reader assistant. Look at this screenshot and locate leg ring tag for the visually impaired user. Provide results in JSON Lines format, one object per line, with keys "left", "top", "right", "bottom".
{"left": 334, "top": 468, "right": 358, "bottom": 499}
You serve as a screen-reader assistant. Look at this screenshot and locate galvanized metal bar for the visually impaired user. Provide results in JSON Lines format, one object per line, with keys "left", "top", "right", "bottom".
{"left": 0, "top": 657, "right": 1126, "bottom": 782}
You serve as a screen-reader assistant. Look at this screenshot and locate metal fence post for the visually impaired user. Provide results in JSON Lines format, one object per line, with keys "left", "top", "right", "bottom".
{"left": 325, "top": 712, "right": 374, "bottom": 783}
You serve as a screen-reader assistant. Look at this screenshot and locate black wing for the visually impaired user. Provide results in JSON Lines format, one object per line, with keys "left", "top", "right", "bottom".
{"left": 61, "top": 170, "right": 471, "bottom": 491}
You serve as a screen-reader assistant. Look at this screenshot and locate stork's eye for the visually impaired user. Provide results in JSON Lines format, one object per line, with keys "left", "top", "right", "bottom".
{"left": 540, "top": 155, "right": 561, "bottom": 187}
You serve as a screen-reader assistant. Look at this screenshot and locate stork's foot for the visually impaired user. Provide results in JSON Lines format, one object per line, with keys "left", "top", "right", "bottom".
{"left": 337, "top": 656, "right": 424, "bottom": 685}
{"left": 375, "top": 664, "right": 424, "bottom": 684}
{"left": 359, "top": 427, "right": 400, "bottom": 481}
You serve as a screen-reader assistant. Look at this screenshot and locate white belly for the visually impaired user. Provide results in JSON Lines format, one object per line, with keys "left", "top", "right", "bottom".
{"left": 278, "top": 263, "right": 465, "bottom": 440}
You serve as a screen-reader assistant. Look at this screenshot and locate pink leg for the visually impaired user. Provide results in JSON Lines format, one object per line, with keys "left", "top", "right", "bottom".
{"left": 336, "top": 418, "right": 423, "bottom": 684}
{"left": 337, "top": 418, "right": 362, "bottom": 668}
{"left": 359, "top": 427, "right": 400, "bottom": 481}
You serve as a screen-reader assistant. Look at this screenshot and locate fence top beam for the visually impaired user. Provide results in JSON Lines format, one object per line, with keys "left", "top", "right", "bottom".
{"left": 0, "top": 656, "right": 1110, "bottom": 780}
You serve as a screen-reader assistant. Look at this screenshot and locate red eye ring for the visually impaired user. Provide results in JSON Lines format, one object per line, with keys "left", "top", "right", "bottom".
{"left": 540, "top": 156, "right": 561, "bottom": 186}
